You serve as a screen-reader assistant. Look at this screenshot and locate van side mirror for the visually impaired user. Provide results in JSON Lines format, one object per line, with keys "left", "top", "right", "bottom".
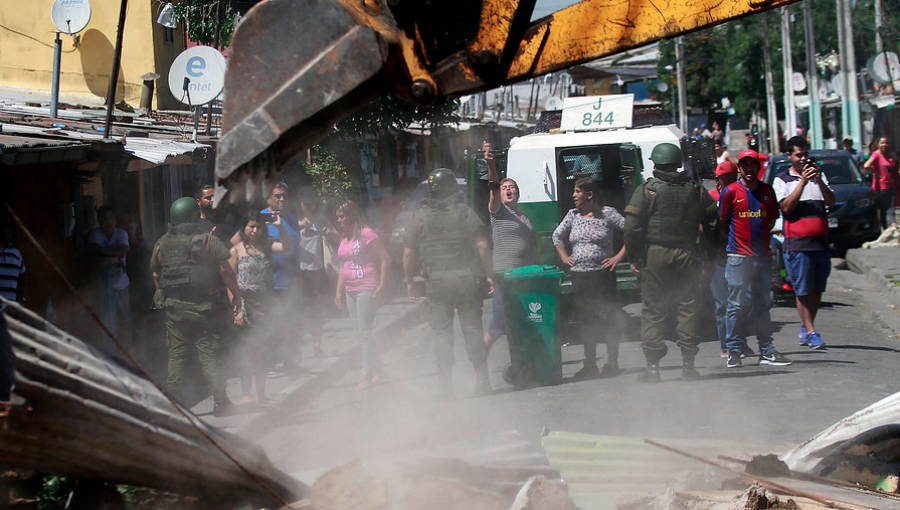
{"left": 619, "top": 144, "right": 643, "bottom": 176}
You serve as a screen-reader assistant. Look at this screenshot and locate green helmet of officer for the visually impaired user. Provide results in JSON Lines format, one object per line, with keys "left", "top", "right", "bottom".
{"left": 649, "top": 143, "right": 683, "bottom": 170}
{"left": 170, "top": 197, "right": 198, "bottom": 224}
{"left": 427, "top": 169, "right": 457, "bottom": 198}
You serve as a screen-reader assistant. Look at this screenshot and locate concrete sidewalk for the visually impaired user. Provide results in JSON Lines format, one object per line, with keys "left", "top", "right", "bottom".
{"left": 845, "top": 246, "right": 900, "bottom": 310}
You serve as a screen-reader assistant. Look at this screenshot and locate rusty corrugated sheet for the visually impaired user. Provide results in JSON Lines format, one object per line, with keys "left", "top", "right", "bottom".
{"left": 0, "top": 134, "right": 88, "bottom": 149}
{"left": 0, "top": 299, "right": 307, "bottom": 507}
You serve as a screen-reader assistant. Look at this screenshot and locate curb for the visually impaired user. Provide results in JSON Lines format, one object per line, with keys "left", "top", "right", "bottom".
{"left": 845, "top": 248, "right": 900, "bottom": 310}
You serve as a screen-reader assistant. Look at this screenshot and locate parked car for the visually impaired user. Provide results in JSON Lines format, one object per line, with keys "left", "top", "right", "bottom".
{"left": 763, "top": 150, "right": 881, "bottom": 250}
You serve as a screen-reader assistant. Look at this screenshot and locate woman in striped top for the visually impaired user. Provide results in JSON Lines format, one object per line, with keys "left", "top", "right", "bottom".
{"left": 484, "top": 146, "right": 537, "bottom": 352}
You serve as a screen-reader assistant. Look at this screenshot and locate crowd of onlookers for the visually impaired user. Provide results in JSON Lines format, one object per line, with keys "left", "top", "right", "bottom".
{"left": 0, "top": 128, "right": 897, "bottom": 408}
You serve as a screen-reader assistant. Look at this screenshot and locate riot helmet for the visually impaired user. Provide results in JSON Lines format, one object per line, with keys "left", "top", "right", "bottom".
{"left": 427, "top": 169, "right": 457, "bottom": 198}
{"left": 170, "top": 197, "right": 199, "bottom": 224}
{"left": 649, "top": 143, "right": 683, "bottom": 169}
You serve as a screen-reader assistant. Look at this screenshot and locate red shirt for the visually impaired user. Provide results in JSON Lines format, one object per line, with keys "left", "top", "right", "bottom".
{"left": 869, "top": 151, "right": 898, "bottom": 192}
{"left": 718, "top": 180, "right": 779, "bottom": 258}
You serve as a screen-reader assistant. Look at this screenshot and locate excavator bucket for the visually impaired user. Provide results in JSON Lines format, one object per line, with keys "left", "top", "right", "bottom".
{"left": 216, "top": 0, "right": 801, "bottom": 203}
{"left": 216, "top": 0, "right": 394, "bottom": 203}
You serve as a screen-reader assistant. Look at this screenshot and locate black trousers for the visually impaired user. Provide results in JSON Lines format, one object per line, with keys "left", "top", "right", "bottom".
{"left": 570, "top": 270, "right": 620, "bottom": 365}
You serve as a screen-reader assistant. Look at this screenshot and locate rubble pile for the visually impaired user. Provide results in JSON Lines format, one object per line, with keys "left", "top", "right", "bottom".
{"left": 308, "top": 460, "right": 575, "bottom": 510}
{"left": 739, "top": 484, "right": 800, "bottom": 510}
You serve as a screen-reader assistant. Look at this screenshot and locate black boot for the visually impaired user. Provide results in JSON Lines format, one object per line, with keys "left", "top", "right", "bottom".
{"left": 573, "top": 362, "right": 600, "bottom": 381}
{"left": 598, "top": 363, "right": 619, "bottom": 378}
{"left": 213, "top": 399, "right": 239, "bottom": 417}
{"left": 682, "top": 357, "right": 700, "bottom": 381}
{"left": 638, "top": 362, "right": 661, "bottom": 383}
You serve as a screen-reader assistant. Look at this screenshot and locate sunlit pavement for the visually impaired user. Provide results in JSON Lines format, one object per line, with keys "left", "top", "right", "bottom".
{"left": 196, "top": 249, "right": 900, "bottom": 509}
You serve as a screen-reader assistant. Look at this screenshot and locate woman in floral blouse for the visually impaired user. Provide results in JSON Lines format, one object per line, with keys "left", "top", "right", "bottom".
{"left": 552, "top": 177, "right": 626, "bottom": 380}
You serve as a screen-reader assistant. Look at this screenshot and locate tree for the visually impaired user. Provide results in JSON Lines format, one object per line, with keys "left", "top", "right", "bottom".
{"left": 301, "top": 145, "right": 355, "bottom": 200}
{"left": 333, "top": 93, "right": 461, "bottom": 138}
{"left": 173, "top": 0, "right": 262, "bottom": 48}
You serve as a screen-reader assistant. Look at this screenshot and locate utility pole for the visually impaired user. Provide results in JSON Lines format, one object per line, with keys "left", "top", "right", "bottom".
{"left": 205, "top": 0, "right": 224, "bottom": 135}
{"left": 803, "top": 0, "right": 823, "bottom": 149}
{"left": 763, "top": 12, "right": 779, "bottom": 154}
{"left": 782, "top": 7, "right": 797, "bottom": 140}
{"left": 50, "top": 32, "right": 61, "bottom": 119}
{"left": 104, "top": 0, "right": 128, "bottom": 139}
{"left": 838, "top": 0, "right": 861, "bottom": 148}
{"left": 479, "top": 91, "right": 485, "bottom": 120}
{"left": 527, "top": 78, "right": 536, "bottom": 120}
{"left": 875, "top": 0, "right": 883, "bottom": 54}
{"left": 675, "top": 37, "right": 688, "bottom": 130}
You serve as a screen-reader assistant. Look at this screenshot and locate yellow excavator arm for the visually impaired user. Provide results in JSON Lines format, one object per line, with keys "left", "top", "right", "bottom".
{"left": 216, "top": 0, "right": 798, "bottom": 202}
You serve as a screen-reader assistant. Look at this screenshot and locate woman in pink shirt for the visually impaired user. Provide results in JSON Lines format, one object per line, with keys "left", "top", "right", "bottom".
{"left": 334, "top": 200, "right": 390, "bottom": 389}
{"left": 864, "top": 136, "right": 899, "bottom": 229}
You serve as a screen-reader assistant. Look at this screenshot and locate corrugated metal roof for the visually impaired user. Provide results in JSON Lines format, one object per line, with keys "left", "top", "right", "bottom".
{"left": 541, "top": 431, "right": 794, "bottom": 510}
{"left": 123, "top": 137, "right": 208, "bottom": 165}
{"left": 1, "top": 298, "right": 307, "bottom": 505}
{"left": 0, "top": 134, "right": 89, "bottom": 149}
{"left": 0, "top": 121, "right": 207, "bottom": 164}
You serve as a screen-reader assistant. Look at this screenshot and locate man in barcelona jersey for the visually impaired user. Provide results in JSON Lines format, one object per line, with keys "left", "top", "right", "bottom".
{"left": 718, "top": 150, "right": 792, "bottom": 368}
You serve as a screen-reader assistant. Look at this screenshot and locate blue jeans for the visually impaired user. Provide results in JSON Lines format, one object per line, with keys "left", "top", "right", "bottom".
{"left": 710, "top": 262, "right": 728, "bottom": 351}
{"left": 724, "top": 255, "right": 776, "bottom": 356}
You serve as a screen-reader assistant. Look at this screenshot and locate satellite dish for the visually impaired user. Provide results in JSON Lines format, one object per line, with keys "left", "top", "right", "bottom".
{"left": 792, "top": 72, "right": 807, "bottom": 92}
{"left": 51, "top": 0, "right": 92, "bottom": 34}
{"left": 657, "top": 82, "right": 668, "bottom": 92}
{"left": 867, "top": 52, "right": 900, "bottom": 84}
{"left": 168, "top": 46, "right": 227, "bottom": 106}
{"left": 543, "top": 96, "right": 563, "bottom": 110}
{"left": 831, "top": 75, "right": 845, "bottom": 98}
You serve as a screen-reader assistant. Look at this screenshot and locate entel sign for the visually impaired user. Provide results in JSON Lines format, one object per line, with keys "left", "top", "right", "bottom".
{"left": 168, "top": 46, "right": 227, "bottom": 106}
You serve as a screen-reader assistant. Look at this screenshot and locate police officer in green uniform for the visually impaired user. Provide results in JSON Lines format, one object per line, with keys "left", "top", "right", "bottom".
{"left": 150, "top": 197, "right": 242, "bottom": 415}
{"left": 624, "top": 143, "right": 718, "bottom": 382}
{"left": 403, "top": 169, "right": 495, "bottom": 400}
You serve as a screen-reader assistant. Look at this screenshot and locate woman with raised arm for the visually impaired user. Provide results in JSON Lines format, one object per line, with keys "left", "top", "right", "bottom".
{"left": 484, "top": 143, "right": 538, "bottom": 352}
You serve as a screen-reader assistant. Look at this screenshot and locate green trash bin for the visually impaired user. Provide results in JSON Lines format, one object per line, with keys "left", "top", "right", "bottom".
{"left": 497, "top": 265, "right": 563, "bottom": 388}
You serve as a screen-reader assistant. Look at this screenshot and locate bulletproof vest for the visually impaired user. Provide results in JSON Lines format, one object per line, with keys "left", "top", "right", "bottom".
{"left": 156, "top": 224, "right": 220, "bottom": 300}
{"left": 417, "top": 200, "right": 475, "bottom": 275}
{"left": 643, "top": 176, "right": 703, "bottom": 246}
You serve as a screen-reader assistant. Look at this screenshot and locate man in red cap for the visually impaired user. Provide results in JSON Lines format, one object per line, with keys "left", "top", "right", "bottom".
{"left": 710, "top": 161, "right": 738, "bottom": 202}
{"left": 718, "top": 150, "right": 792, "bottom": 368}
